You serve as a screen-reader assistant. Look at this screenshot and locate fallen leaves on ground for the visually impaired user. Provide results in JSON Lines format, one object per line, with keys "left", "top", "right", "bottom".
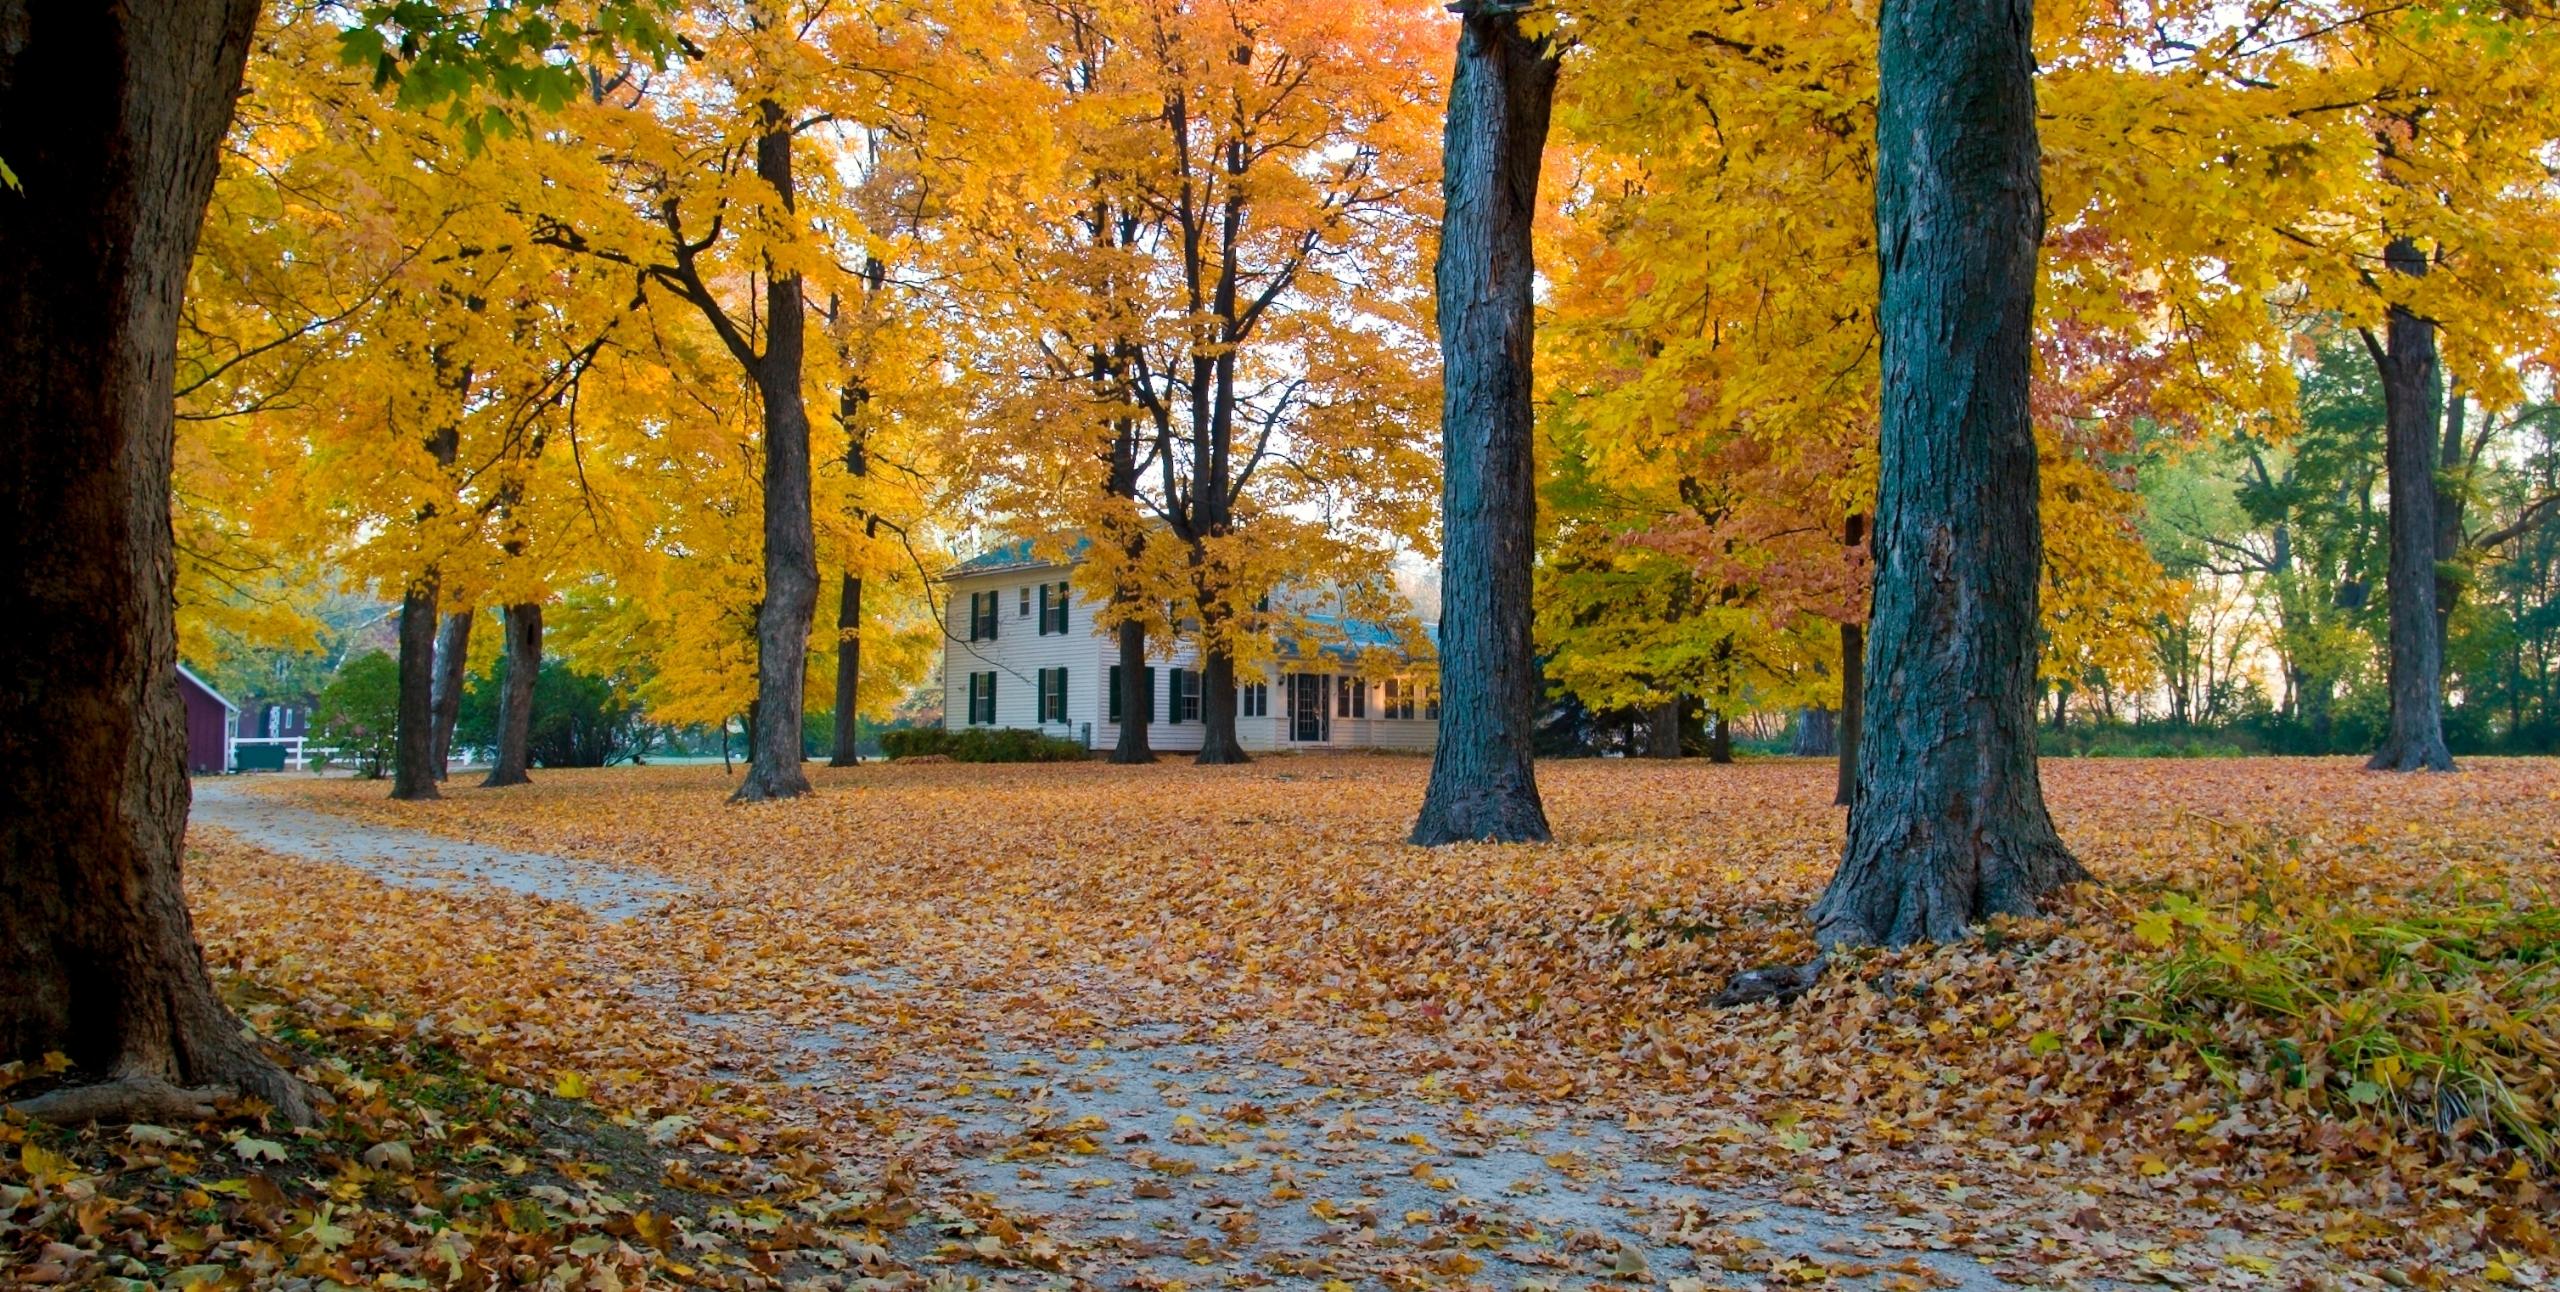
{"left": 47, "top": 755, "right": 2556, "bottom": 1287}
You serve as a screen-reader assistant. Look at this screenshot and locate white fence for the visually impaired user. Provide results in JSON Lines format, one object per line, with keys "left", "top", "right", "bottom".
{"left": 227, "top": 736, "right": 326, "bottom": 771}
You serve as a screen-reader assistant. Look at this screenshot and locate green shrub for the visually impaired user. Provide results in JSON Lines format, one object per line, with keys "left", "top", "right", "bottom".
{"left": 878, "top": 726, "right": 1087, "bottom": 762}
{"left": 311, "top": 650, "right": 399, "bottom": 779}
{"left": 2121, "top": 828, "right": 2560, "bottom": 1167}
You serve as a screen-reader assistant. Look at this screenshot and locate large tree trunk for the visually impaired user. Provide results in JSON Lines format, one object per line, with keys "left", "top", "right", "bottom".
{"left": 482, "top": 602, "right": 541, "bottom": 786}
{"left": 1195, "top": 639, "right": 1251, "bottom": 764}
{"left": 0, "top": 0, "right": 311, "bottom": 1124}
{"left": 1111, "top": 617, "right": 1155, "bottom": 764}
{"left": 1707, "top": 710, "right": 1734, "bottom": 764}
{"left": 1645, "top": 696, "right": 1684, "bottom": 758}
{"left": 1791, "top": 707, "right": 1837, "bottom": 757}
{"left": 734, "top": 112, "right": 818, "bottom": 802}
{"left": 2365, "top": 237, "right": 2456, "bottom": 772}
{"left": 1410, "top": 3, "right": 1557, "bottom": 847}
{"left": 1810, "top": 0, "right": 2087, "bottom": 948}
{"left": 429, "top": 609, "right": 472, "bottom": 778}
{"left": 1835, "top": 621, "right": 1863, "bottom": 807}
{"left": 829, "top": 571, "right": 863, "bottom": 766}
{"left": 390, "top": 581, "right": 442, "bottom": 800}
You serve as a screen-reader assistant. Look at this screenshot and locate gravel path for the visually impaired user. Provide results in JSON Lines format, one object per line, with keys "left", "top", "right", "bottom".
{"left": 191, "top": 778, "right": 686, "bottom": 920}
{"left": 189, "top": 779, "right": 2047, "bottom": 1289}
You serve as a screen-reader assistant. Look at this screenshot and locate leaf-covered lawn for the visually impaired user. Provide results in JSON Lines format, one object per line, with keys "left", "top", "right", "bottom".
{"left": 30, "top": 755, "right": 2552, "bottom": 1287}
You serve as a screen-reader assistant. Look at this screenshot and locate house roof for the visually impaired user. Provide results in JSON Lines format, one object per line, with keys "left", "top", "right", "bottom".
{"left": 176, "top": 663, "right": 238, "bottom": 713}
{"left": 945, "top": 536, "right": 1091, "bottom": 579}
{"left": 1280, "top": 613, "right": 1438, "bottom": 663}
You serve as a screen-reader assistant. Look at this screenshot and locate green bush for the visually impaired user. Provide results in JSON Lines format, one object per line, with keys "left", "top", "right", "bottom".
{"left": 312, "top": 650, "right": 399, "bottom": 779}
{"left": 878, "top": 725, "right": 1086, "bottom": 762}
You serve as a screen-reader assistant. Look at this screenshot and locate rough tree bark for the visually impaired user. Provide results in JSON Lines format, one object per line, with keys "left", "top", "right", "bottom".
{"left": 391, "top": 576, "right": 443, "bottom": 801}
{"left": 1410, "top": 2, "right": 1557, "bottom": 847}
{"left": 1808, "top": 0, "right": 2088, "bottom": 948}
{"left": 1198, "top": 650, "right": 1248, "bottom": 764}
{"left": 0, "top": 0, "right": 312, "bottom": 1124}
{"left": 1645, "top": 696, "right": 1684, "bottom": 758}
{"left": 482, "top": 603, "right": 541, "bottom": 786}
{"left": 1112, "top": 618, "right": 1155, "bottom": 763}
{"left": 732, "top": 107, "right": 819, "bottom": 801}
{"left": 830, "top": 568, "right": 865, "bottom": 766}
{"left": 2363, "top": 237, "right": 2456, "bottom": 772}
{"left": 429, "top": 609, "right": 472, "bottom": 777}
{"left": 1791, "top": 708, "right": 1837, "bottom": 757}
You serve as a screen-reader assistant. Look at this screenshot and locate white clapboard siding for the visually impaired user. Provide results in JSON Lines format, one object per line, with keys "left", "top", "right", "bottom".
{"left": 940, "top": 556, "right": 1434, "bottom": 755}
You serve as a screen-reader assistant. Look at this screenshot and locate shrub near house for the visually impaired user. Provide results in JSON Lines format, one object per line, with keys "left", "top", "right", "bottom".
{"left": 312, "top": 650, "right": 399, "bottom": 778}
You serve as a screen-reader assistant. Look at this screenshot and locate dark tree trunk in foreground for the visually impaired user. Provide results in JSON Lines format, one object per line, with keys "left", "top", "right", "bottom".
{"left": 482, "top": 602, "right": 541, "bottom": 786}
{"left": 391, "top": 582, "right": 443, "bottom": 801}
{"left": 1112, "top": 618, "right": 1155, "bottom": 764}
{"left": 1707, "top": 711, "right": 1734, "bottom": 764}
{"left": 1645, "top": 697, "right": 1683, "bottom": 758}
{"left": 1835, "top": 621, "right": 1864, "bottom": 807}
{"left": 830, "top": 571, "right": 864, "bottom": 765}
{"left": 1411, "top": 3, "right": 1557, "bottom": 846}
{"left": 1810, "top": 0, "right": 2087, "bottom": 948}
{"left": 2364, "top": 238, "right": 2456, "bottom": 772}
{"left": 429, "top": 610, "right": 472, "bottom": 777}
{"left": 732, "top": 110, "right": 818, "bottom": 802}
{"left": 0, "top": 0, "right": 311, "bottom": 1124}
{"left": 1197, "top": 648, "right": 1249, "bottom": 764}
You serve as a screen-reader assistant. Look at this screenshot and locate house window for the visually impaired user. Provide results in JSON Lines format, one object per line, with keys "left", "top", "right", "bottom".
{"left": 1239, "top": 683, "right": 1268, "bottom": 718}
{"left": 969, "top": 591, "right": 999, "bottom": 641}
{"left": 1036, "top": 667, "right": 1068, "bottom": 723}
{"left": 1019, "top": 586, "right": 1032, "bottom": 617}
{"left": 1108, "top": 665, "right": 1157, "bottom": 724}
{"left": 1336, "top": 676, "right": 1366, "bottom": 718}
{"left": 1036, "top": 581, "right": 1070, "bottom": 635}
{"left": 967, "top": 671, "right": 997, "bottom": 724}
{"left": 1423, "top": 681, "right": 1440, "bottom": 721}
{"left": 1169, "top": 669, "right": 1201, "bottom": 723}
{"left": 1384, "top": 678, "right": 1417, "bottom": 720}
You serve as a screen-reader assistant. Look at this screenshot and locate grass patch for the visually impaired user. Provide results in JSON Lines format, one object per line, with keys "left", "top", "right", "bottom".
{"left": 2121, "top": 826, "right": 2560, "bottom": 1169}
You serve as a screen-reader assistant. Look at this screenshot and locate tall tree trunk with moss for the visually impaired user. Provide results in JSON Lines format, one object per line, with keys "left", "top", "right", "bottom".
{"left": 1810, "top": 0, "right": 2087, "bottom": 947}
{"left": 1411, "top": 2, "right": 1557, "bottom": 846}
{"left": 0, "top": 0, "right": 312, "bottom": 1125}
{"left": 482, "top": 603, "right": 541, "bottom": 786}
{"left": 2363, "top": 237, "right": 2456, "bottom": 772}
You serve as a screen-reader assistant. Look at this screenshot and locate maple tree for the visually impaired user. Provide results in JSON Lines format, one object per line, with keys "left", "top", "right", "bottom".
{"left": 1411, "top": 1, "right": 1560, "bottom": 842}
{"left": 942, "top": 0, "right": 1443, "bottom": 766}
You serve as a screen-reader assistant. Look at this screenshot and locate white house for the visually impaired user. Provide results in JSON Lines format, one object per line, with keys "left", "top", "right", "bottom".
{"left": 939, "top": 540, "right": 1440, "bottom": 754}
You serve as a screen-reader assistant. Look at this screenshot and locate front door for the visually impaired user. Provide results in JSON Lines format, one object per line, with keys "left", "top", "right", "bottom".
{"left": 1291, "top": 673, "right": 1325, "bottom": 743}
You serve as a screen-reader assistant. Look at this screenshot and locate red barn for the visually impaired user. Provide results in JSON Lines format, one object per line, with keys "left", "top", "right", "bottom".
{"left": 177, "top": 664, "right": 236, "bottom": 775}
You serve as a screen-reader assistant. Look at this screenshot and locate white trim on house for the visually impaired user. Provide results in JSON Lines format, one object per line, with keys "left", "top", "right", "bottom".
{"left": 938, "top": 555, "right": 1438, "bottom": 754}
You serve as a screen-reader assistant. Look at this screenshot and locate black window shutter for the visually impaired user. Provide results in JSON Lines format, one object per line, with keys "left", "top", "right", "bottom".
{"left": 1036, "top": 585, "right": 1049, "bottom": 635}
{"left": 1108, "top": 665, "right": 1122, "bottom": 724}
{"left": 1143, "top": 666, "right": 1156, "bottom": 723}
